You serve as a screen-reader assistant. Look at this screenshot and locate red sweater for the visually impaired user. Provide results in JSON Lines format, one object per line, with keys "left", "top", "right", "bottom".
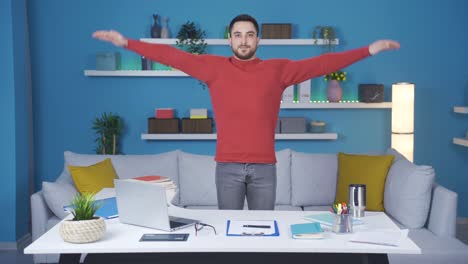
{"left": 127, "top": 39, "right": 370, "bottom": 163}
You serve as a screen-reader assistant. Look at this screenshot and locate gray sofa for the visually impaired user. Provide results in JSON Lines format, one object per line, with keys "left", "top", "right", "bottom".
{"left": 30, "top": 149, "right": 468, "bottom": 263}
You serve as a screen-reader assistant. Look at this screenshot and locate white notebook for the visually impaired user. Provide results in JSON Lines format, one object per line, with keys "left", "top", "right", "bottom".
{"left": 349, "top": 229, "right": 409, "bottom": 247}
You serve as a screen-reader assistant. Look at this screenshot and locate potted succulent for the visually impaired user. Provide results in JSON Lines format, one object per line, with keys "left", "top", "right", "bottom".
{"left": 92, "top": 112, "right": 124, "bottom": 154}
{"left": 59, "top": 193, "right": 106, "bottom": 243}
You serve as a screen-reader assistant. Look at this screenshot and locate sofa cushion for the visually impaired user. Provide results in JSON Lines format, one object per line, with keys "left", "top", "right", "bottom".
{"left": 62, "top": 150, "right": 180, "bottom": 185}
{"left": 291, "top": 151, "right": 337, "bottom": 206}
{"left": 178, "top": 152, "right": 217, "bottom": 206}
{"left": 68, "top": 158, "right": 118, "bottom": 194}
{"left": 303, "top": 205, "right": 331, "bottom": 211}
{"left": 42, "top": 181, "right": 78, "bottom": 219}
{"left": 385, "top": 148, "right": 435, "bottom": 228}
{"left": 335, "top": 153, "right": 394, "bottom": 211}
{"left": 275, "top": 149, "right": 292, "bottom": 205}
{"left": 388, "top": 228, "right": 468, "bottom": 264}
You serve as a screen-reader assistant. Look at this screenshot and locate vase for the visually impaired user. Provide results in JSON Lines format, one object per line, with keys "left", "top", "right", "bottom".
{"left": 160, "top": 16, "right": 170, "bottom": 38}
{"left": 327, "top": 80, "right": 343, "bottom": 102}
{"left": 59, "top": 217, "right": 106, "bottom": 243}
{"left": 150, "top": 14, "right": 161, "bottom": 38}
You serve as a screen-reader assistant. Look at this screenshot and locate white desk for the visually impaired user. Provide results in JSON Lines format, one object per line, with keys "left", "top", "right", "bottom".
{"left": 24, "top": 208, "right": 420, "bottom": 263}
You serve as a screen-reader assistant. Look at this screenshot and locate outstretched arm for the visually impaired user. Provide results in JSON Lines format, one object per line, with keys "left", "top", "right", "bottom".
{"left": 92, "top": 30, "right": 217, "bottom": 83}
{"left": 281, "top": 39, "right": 400, "bottom": 87}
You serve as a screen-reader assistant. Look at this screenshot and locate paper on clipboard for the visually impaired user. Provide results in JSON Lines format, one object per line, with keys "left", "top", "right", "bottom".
{"left": 226, "top": 220, "right": 279, "bottom": 236}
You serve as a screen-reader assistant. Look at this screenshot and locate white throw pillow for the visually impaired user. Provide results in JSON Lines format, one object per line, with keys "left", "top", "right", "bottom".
{"left": 42, "top": 181, "right": 78, "bottom": 219}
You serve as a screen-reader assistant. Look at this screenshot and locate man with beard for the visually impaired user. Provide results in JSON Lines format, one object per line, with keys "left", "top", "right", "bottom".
{"left": 93, "top": 14, "right": 400, "bottom": 210}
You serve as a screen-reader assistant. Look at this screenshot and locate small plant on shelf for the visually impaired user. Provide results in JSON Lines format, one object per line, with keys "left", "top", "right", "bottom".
{"left": 324, "top": 70, "right": 347, "bottom": 82}
{"left": 312, "top": 26, "right": 336, "bottom": 52}
{"left": 176, "top": 21, "right": 207, "bottom": 55}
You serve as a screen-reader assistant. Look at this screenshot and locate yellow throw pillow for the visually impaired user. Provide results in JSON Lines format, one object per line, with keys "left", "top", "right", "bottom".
{"left": 335, "top": 153, "right": 394, "bottom": 211}
{"left": 68, "top": 158, "right": 118, "bottom": 194}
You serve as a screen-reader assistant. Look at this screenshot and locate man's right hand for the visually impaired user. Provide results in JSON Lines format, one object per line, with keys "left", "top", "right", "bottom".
{"left": 92, "top": 30, "right": 128, "bottom": 47}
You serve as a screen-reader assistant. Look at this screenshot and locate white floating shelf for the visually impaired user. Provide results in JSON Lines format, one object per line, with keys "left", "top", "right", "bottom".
{"left": 454, "top": 106, "right": 468, "bottom": 114}
{"left": 84, "top": 70, "right": 188, "bottom": 77}
{"left": 140, "top": 38, "right": 339, "bottom": 46}
{"left": 453, "top": 137, "right": 468, "bottom": 147}
{"left": 280, "top": 102, "right": 392, "bottom": 109}
{"left": 141, "top": 133, "right": 338, "bottom": 141}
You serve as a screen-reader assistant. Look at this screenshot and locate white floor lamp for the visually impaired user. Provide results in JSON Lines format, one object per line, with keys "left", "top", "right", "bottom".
{"left": 391, "top": 82, "right": 415, "bottom": 162}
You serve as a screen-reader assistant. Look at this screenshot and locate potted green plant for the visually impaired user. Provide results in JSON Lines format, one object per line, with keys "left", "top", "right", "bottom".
{"left": 312, "top": 26, "right": 336, "bottom": 52}
{"left": 59, "top": 193, "right": 106, "bottom": 243}
{"left": 92, "top": 112, "right": 124, "bottom": 154}
{"left": 176, "top": 21, "right": 207, "bottom": 55}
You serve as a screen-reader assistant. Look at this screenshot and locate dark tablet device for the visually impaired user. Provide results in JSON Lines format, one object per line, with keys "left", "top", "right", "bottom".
{"left": 139, "top": 233, "right": 189, "bottom": 242}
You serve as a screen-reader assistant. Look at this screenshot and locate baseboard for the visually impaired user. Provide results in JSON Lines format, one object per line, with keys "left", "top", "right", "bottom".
{"left": 457, "top": 217, "right": 468, "bottom": 225}
{"left": 0, "top": 233, "right": 32, "bottom": 251}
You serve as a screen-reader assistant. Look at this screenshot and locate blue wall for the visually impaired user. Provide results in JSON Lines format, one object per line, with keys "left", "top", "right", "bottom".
{"left": 25, "top": 0, "right": 468, "bottom": 218}
{"left": 0, "top": 0, "right": 31, "bottom": 242}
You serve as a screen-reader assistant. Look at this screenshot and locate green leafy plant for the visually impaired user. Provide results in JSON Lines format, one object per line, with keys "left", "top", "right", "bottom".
{"left": 312, "top": 26, "right": 336, "bottom": 52}
{"left": 69, "top": 193, "right": 100, "bottom": 221}
{"left": 92, "top": 112, "right": 124, "bottom": 154}
{"left": 324, "top": 70, "right": 347, "bottom": 82}
{"left": 176, "top": 21, "right": 207, "bottom": 55}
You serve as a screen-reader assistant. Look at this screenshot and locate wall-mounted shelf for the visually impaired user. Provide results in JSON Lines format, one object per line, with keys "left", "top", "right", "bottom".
{"left": 454, "top": 106, "right": 468, "bottom": 114}
{"left": 280, "top": 102, "right": 392, "bottom": 109}
{"left": 84, "top": 70, "right": 188, "bottom": 77}
{"left": 141, "top": 133, "right": 338, "bottom": 141}
{"left": 140, "top": 38, "right": 339, "bottom": 46}
{"left": 453, "top": 137, "right": 468, "bottom": 147}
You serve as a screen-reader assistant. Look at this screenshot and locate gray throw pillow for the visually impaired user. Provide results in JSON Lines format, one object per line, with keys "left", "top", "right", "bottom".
{"left": 275, "top": 149, "right": 292, "bottom": 205}
{"left": 42, "top": 181, "right": 78, "bottom": 219}
{"left": 384, "top": 148, "right": 435, "bottom": 228}
{"left": 291, "top": 151, "right": 338, "bottom": 206}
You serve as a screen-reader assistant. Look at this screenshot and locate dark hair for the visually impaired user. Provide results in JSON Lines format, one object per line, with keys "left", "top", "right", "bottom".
{"left": 229, "top": 14, "right": 259, "bottom": 36}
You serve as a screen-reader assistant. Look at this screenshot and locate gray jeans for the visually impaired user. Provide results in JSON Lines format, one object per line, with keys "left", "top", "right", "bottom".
{"left": 215, "top": 162, "right": 276, "bottom": 210}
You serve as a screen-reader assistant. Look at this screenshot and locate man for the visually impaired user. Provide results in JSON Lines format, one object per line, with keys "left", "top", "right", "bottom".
{"left": 93, "top": 14, "right": 400, "bottom": 210}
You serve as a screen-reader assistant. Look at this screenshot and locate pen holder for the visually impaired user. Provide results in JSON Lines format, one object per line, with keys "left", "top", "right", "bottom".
{"left": 332, "top": 214, "right": 353, "bottom": 234}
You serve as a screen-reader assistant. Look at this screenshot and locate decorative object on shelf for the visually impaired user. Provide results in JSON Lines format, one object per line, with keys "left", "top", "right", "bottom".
{"left": 148, "top": 118, "right": 180, "bottom": 133}
{"left": 279, "top": 117, "right": 306, "bottom": 133}
{"left": 59, "top": 193, "right": 106, "bottom": 243}
{"left": 298, "top": 80, "right": 311, "bottom": 103}
{"left": 261, "top": 23, "right": 292, "bottom": 39}
{"left": 391, "top": 82, "right": 414, "bottom": 162}
{"left": 190, "top": 108, "right": 208, "bottom": 119}
{"left": 150, "top": 14, "right": 161, "bottom": 38}
{"left": 182, "top": 118, "right": 213, "bottom": 133}
{"left": 141, "top": 56, "right": 152, "bottom": 70}
{"left": 358, "top": 84, "right": 384, "bottom": 103}
{"left": 325, "top": 70, "right": 346, "bottom": 103}
{"left": 155, "top": 108, "right": 175, "bottom": 119}
{"left": 312, "top": 26, "right": 336, "bottom": 52}
{"left": 160, "top": 16, "right": 170, "bottom": 38}
{"left": 92, "top": 112, "right": 124, "bottom": 155}
{"left": 224, "top": 26, "right": 229, "bottom": 39}
{"left": 310, "top": 121, "right": 326, "bottom": 133}
{"left": 96, "top": 52, "right": 121, "bottom": 70}
{"left": 176, "top": 21, "right": 207, "bottom": 55}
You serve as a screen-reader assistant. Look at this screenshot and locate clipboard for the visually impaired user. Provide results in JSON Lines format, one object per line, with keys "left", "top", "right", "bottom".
{"left": 226, "top": 220, "right": 279, "bottom": 236}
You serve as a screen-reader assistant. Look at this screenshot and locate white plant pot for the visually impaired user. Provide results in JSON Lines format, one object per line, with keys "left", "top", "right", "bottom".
{"left": 59, "top": 217, "right": 106, "bottom": 243}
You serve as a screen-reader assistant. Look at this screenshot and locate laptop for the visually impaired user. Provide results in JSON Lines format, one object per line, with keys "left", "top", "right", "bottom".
{"left": 114, "top": 179, "right": 199, "bottom": 231}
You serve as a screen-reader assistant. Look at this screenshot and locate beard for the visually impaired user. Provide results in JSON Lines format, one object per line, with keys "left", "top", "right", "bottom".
{"left": 231, "top": 45, "right": 257, "bottom": 60}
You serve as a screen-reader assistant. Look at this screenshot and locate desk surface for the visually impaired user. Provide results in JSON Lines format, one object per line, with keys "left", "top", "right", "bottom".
{"left": 24, "top": 207, "right": 420, "bottom": 255}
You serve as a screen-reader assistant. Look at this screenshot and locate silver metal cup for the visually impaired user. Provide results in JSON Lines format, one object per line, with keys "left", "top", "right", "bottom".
{"left": 348, "top": 184, "right": 366, "bottom": 218}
